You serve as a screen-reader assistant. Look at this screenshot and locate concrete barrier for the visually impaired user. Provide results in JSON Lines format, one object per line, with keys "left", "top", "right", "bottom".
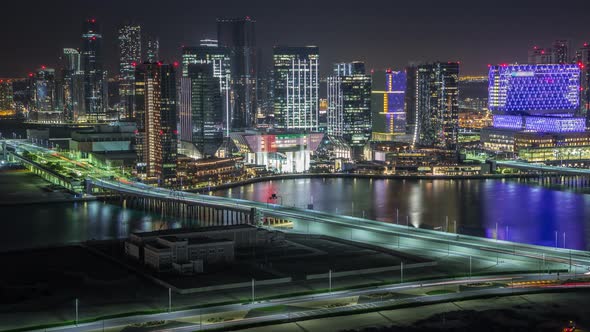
{"left": 305, "top": 261, "right": 437, "bottom": 280}
{"left": 176, "top": 277, "right": 293, "bottom": 294}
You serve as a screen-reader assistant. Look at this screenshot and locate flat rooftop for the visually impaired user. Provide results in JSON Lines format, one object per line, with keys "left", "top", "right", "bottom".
{"left": 131, "top": 225, "right": 256, "bottom": 240}
{"left": 187, "top": 237, "right": 233, "bottom": 245}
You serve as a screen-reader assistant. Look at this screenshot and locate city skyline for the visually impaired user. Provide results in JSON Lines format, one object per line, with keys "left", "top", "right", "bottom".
{"left": 2, "top": 0, "right": 590, "bottom": 78}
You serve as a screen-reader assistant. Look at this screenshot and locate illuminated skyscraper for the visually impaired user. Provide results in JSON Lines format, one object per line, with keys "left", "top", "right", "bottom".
{"left": 118, "top": 24, "right": 142, "bottom": 119}
{"left": 81, "top": 18, "right": 107, "bottom": 122}
{"left": 528, "top": 46, "right": 554, "bottom": 64}
{"left": 273, "top": 46, "right": 319, "bottom": 131}
{"left": 371, "top": 69, "right": 407, "bottom": 141}
{"left": 528, "top": 40, "right": 571, "bottom": 65}
{"left": 182, "top": 41, "right": 231, "bottom": 136}
{"left": 0, "top": 79, "right": 14, "bottom": 115}
{"left": 135, "top": 63, "right": 178, "bottom": 186}
{"left": 217, "top": 17, "right": 257, "bottom": 129}
{"left": 60, "top": 48, "right": 84, "bottom": 121}
{"left": 34, "top": 67, "right": 56, "bottom": 113}
{"left": 553, "top": 40, "right": 571, "bottom": 64}
{"left": 145, "top": 35, "right": 159, "bottom": 63}
{"left": 409, "top": 62, "right": 459, "bottom": 150}
{"left": 576, "top": 43, "right": 590, "bottom": 121}
{"left": 327, "top": 62, "right": 372, "bottom": 150}
{"left": 179, "top": 64, "right": 224, "bottom": 158}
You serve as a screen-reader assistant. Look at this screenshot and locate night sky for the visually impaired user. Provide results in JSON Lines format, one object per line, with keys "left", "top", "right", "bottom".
{"left": 1, "top": 0, "right": 590, "bottom": 78}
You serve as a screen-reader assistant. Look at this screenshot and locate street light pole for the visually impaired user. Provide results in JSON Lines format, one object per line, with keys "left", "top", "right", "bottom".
{"left": 401, "top": 261, "right": 404, "bottom": 283}
{"left": 469, "top": 256, "right": 472, "bottom": 279}
{"left": 75, "top": 298, "right": 79, "bottom": 326}
{"left": 495, "top": 222, "right": 498, "bottom": 241}
{"left": 251, "top": 279, "right": 255, "bottom": 304}
{"left": 168, "top": 288, "right": 171, "bottom": 313}
{"left": 329, "top": 269, "right": 332, "bottom": 293}
{"left": 396, "top": 208, "right": 399, "bottom": 224}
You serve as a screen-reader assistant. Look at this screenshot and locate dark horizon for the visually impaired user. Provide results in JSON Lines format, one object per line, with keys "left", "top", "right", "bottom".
{"left": 1, "top": 0, "right": 590, "bottom": 78}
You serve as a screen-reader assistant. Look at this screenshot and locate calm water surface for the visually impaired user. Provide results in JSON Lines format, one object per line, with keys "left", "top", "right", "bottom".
{"left": 214, "top": 178, "right": 590, "bottom": 250}
{"left": 2, "top": 178, "right": 589, "bottom": 251}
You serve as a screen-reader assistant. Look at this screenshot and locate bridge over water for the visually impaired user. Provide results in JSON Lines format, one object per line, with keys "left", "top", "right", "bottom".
{"left": 5, "top": 139, "right": 590, "bottom": 272}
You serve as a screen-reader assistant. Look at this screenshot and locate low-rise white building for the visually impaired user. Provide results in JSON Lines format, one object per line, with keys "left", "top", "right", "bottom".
{"left": 141, "top": 236, "right": 234, "bottom": 273}
{"left": 125, "top": 225, "right": 284, "bottom": 274}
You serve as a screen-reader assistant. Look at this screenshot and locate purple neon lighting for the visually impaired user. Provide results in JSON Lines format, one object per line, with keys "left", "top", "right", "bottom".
{"left": 489, "top": 64, "right": 580, "bottom": 113}
{"left": 385, "top": 71, "right": 406, "bottom": 114}
{"left": 493, "top": 115, "right": 586, "bottom": 133}
{"left": 493, "top": 115, "right": 523, "bottom": 130}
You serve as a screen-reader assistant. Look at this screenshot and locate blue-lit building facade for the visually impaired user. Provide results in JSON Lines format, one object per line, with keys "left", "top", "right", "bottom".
{"left": 371, "top": 69, "right": 407, "bottom": 141}
{"left": 482, "top": 63, "right": 590, "bottom": 162}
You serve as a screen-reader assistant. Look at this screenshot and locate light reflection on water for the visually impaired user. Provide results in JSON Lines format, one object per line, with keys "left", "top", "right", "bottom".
{"left": 2, "top": 178, "right": 589, "bottom": 251}
{"left": 215, "top": 178, "right": 590, "bottom": 251}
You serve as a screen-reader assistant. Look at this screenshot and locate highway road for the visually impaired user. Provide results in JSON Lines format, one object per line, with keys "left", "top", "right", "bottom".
{"left": 29, "top": 273, "right": 590, "bottom": 332}
{"left": 90, "top": 176, "right": 590, "bottom": 271}
{"left": 6, "top": 140, "right": 590, "bottom": 331}
{"left": 495, "top": 160, "right": 590, "bottom": 176}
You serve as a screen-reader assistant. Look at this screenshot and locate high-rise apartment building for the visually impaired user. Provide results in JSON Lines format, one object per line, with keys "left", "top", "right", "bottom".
{"left": 134, "top": 63, "right": 178, "bottom": 186}
{"left": 528, "top": 40, "right": 571, "bottom": 65}
{"left": 217, "top": 17, "right": 257, "bottom": 129}
{"left": 81, "top": 18, "right": 107, "bottom": 122}
{"left": 553, "top": 40, "right": 571, "bottom": 64}
{"left": 60, "top": 48, "right": 84, "bottom": 121}
{"left": 273, "top": 46, "right": 320, "bottom": 131}
{"left": 371, "top": 69, "right": 407, "bottom": 141}
{"left": 408, "top": 62, "right": 459, "bottom": 150}
{"left": 0, "top": 80, "right": 14, "bottom": 114}
{"left": 327, "top": 62, "right": 372, "bottom": 149}
{"left": 182, "top": 41, "right": 231, "bottom": 136}
{"left": 34, "top": 67, "right": 57, "bottom": 113}
{"left": 528, "top": 46, "right": 554, "bottom": 64}
{"left": 145, "top": 36, "right": 159, "bottom": 63}
{"left": 118, "top": 24, "right": 142, "bottom": 119}
{"left": 179, "top": 64, "right": 224, "bottom": 158}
